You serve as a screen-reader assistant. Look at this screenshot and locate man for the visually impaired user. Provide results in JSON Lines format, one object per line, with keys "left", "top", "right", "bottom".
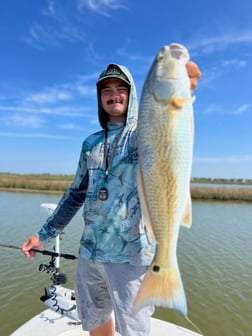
{"left": 22, "top": 62, "right": 201, "bottom": 336}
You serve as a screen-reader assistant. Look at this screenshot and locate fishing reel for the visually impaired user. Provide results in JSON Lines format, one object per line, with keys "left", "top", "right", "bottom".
{"left": 51, "top": 271, "right": 67, "bottom": 285}
{"left": 39, "top": 258, "right": 56, "bottom": 274}
{"left": 37, "top": 231, "right": 72, "bottom": 285}
{"left": 38, "top": 254, "right": 67, "bottom": 285}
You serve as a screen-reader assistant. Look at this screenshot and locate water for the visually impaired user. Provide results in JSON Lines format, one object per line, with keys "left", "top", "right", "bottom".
{"left": 0, "top": 191, "right": 251, "bottom": 336}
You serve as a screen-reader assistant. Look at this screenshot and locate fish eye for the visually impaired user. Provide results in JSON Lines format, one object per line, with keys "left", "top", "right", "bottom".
{"left": 157, "top": 55, "right": 164, "bottom": 62}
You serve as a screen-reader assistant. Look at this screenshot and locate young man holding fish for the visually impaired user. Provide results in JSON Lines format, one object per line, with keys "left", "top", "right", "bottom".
{"left": 22, "top": 53, "right": 200, "bottom": 336}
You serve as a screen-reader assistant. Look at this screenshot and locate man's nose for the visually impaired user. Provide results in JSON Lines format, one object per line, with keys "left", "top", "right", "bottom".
{"left": 109, "top": 89, "right": 120, "bottom": 97}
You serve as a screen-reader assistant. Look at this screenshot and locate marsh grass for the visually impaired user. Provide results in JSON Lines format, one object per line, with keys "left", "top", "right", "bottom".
{"left": 1, "top": 173, "right": 252, "bottom": 201}
{"left": 0, "top": 173, "right": 73, "bottom": 193}
{"left": 191, "top": 186, "right": 252, "bottom": 202}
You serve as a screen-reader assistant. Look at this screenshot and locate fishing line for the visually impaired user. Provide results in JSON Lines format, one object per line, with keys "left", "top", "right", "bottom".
{"left": 0, "top": 243, "right": 78, "bottom": 260}
{"left": 185, "top": 316, "right": 204, "bottom": 335}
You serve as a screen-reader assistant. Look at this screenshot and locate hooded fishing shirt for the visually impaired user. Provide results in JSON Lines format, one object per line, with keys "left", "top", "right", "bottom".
{"left": 38, "top": 64, "right": 155, "bottom": 266}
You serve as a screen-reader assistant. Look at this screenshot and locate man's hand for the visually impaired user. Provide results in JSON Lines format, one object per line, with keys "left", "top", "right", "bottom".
{"left": 22, "top": 235, "right": 42, "bottom": 259}
{"left": 186, "top": 61, "right": 201, "bottom": 93}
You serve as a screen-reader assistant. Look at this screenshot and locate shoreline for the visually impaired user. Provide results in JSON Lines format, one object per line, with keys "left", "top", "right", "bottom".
{"left": 1, "top": 187, "right": 252, "bottom": 202}
{"left": 1, "top": 173, "right": 252, "bottom": 202}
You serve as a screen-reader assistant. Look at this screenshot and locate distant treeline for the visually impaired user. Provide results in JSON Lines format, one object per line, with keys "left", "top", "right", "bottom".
{"left": 191, "top": 177, "right": 252, "bottom": 185}
{"left": 1, "top": 173, "right": 252, "bottom": 202}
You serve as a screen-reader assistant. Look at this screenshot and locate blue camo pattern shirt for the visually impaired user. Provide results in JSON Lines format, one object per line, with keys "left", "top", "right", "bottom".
{"left": 38, "top": 64, "right": 155, "bottom": 266}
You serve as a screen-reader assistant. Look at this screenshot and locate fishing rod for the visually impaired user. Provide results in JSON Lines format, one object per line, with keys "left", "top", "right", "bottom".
{"left": 1, "top": 204, "right": 78, "bottom": 286}
{"left": 0, "top": 243, "right": 78, "bottom": 260}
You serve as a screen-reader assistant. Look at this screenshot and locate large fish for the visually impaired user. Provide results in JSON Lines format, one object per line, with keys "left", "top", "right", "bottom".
{"left": 134, "top": 43, "right": 194, "bottom": 317}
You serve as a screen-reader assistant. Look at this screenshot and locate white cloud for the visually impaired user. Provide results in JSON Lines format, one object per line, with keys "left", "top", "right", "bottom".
{"left": 21, "top": 0, "right": 127, "bottom": 51}
{"left": 22, "top": 24, "right": 60, "bottom": 50}
{"left": 0, "top": 131, "right": 78, "bottom": 140}
{"left": 41, "top": 0, "right": 56, "bottom": 17}
{"left": 21, "top": 3, "right": 87, "bottom": 50}
{"left": 221, "top": 59, "right": 247, "bottom": 68}
{"left": 4, "top": 113, "right": 45, "bottom": 129}
{"left": 194, "top": 155, "right": 252, "bottom": 163}
{"left": 201, "top": 103, "right": 251, "bottom": 116}
{"left": 0, "top": 105, "right": 88, "bottom": 117}
{"left": 77, "top": 0, "right": 126, "bottom": 16}
{"left": 21, "top": 75, "right": 97, "bottom": 106}
{"left": 232, "top": 104, "right": 251, "bottom": 115}
{"left": 202, "top": 104, "right": 224, "bottom": 115}
{"left": 188, "top": 29, "right": 252, "bottom": 55}
{"left": 58, "top": 122, "right": 82, "bottom": 130}
{"left": 25, "top": 88, "right": 72, "bottom": 105}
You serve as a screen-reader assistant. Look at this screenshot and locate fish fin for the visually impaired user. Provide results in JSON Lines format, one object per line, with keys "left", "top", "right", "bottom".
{"left": 137, "top": 167, "right": 158, "bottom": 242}
{"left": 172, "top": 97, "right": 193, "bottom": 108}
{"left": 133, "top": 260, "right": 187, "bottom": 316}
{"left": 181, "top": 192, "right": 192, "bottom": 228}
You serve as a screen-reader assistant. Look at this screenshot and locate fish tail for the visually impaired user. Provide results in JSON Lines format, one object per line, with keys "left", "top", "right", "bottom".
{"left": 133, "top": 261, "right": 187, "bottom": 316}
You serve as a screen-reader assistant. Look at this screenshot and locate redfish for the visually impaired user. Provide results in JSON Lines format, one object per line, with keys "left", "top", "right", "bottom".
{"left": 134, "top": 43, "right": 194, "bottom": 316}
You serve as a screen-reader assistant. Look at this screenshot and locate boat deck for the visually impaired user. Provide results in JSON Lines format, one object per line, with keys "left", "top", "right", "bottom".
{"left": 11, "top": 308, "right": 200, "bottom": 336}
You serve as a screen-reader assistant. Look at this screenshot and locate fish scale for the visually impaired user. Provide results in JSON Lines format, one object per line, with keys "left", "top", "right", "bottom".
{"left": 134, "top": 43, "right": 194, "bottom": 316}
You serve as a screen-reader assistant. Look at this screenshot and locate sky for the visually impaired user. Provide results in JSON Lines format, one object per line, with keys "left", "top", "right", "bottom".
{"left": 0, "top": 0, "right": 252, "bottom": 179}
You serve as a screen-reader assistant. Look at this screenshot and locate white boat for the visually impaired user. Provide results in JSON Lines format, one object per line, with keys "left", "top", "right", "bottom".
{"left": 10, "top": 284, "right": 201, "bottom": 336}
{"left": 10, "top": 203, "right": 201, "bottom": 336}
{"left": 11, "top": 308, "right": 201, "bottom": 336}
{"left": 10, "top": 284, "right": 201, "bottom": 335}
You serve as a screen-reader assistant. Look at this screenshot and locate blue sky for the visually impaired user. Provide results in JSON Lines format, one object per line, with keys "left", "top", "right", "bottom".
{"left": 0, "top": 0, "right": 251, "bottom": 179}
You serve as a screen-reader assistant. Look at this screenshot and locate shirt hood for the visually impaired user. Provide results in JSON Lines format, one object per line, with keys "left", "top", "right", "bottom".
{"left": 96, "top": 64, "right": 138, "bottom": 129}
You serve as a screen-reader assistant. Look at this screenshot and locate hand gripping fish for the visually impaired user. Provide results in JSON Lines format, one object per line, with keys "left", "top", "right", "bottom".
{"left": 134, "top": 43, "right": 194, "bottom": 317}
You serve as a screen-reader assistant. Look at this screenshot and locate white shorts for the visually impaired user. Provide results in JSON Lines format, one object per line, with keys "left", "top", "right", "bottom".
{"left": 74, "top": 257, "right": 154, "bottom": 336}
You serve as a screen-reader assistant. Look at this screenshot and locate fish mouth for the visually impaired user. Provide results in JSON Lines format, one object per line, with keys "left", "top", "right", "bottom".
{"left": 168, "top": 43, "right": 189, "bottom": 60}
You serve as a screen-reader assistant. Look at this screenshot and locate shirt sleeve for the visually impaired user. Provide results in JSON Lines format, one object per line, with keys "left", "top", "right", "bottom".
{"left": 38, "top": 144, "right": 88, "bottom": 243}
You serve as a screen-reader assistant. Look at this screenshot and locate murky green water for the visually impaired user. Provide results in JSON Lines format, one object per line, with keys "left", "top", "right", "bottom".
{"left": 0, "top": 191, "right": 251, "bottom": 335}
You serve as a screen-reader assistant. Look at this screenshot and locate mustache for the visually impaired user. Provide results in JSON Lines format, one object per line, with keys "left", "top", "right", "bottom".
{"left": 107, "top": 98, "right": 123, "bottom": 105}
